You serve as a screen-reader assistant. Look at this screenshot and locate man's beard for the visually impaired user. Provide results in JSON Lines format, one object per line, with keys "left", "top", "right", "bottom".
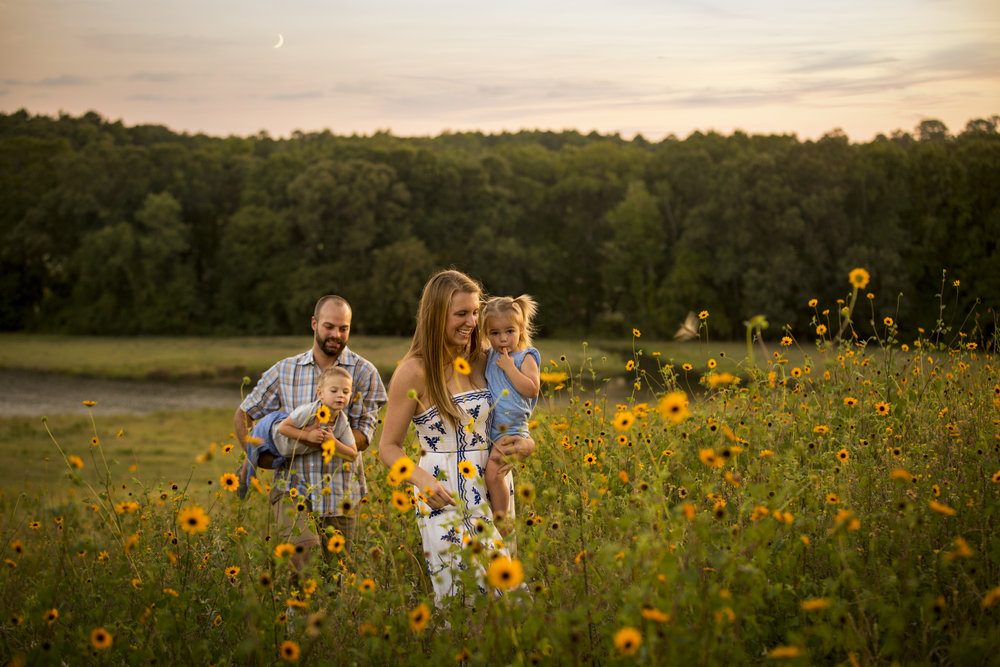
{"left": 317, "top": 333, "right": 344, "bottom": 358}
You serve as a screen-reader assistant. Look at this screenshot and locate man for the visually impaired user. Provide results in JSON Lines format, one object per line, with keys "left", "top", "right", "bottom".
{"left": 235, "top": 295, "right": 387, "bottom": 564}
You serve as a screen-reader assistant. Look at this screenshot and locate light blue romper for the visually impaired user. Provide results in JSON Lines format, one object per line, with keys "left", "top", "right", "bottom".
{"left": 485, "top": 347, "right": 540, "bottom": 441}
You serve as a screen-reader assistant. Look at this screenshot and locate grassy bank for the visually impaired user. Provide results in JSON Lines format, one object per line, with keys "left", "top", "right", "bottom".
{"left": 0, "top": 332, "right": 805, "bottom": 388}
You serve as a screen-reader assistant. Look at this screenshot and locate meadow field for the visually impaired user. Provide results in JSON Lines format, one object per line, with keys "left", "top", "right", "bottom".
{"left": 1, "top": 275, "right": 998, "bottom": 665}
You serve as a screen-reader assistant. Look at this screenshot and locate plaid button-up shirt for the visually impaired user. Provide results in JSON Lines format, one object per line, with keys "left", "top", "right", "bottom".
{"left": 240, "top": 347, "right": 387, "bottom": 517}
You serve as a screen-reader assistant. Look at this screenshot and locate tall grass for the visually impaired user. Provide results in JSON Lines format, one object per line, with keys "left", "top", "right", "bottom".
{"left": 1, "top": 273, "right": 998, "bottom": 665}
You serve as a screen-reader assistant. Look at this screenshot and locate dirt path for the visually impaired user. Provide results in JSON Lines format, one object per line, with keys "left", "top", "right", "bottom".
{"left": 1, "top": 369, "right": 243, "bottom": 417}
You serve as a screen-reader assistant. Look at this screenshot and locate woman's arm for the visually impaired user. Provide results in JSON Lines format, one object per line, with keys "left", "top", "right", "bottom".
{"left": 378, "top": 359, "right": 456, "bottom": 509}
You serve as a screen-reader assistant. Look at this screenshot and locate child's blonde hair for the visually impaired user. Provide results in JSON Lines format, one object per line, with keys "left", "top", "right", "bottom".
{"left": 481, "top": 295, "right": 538, "bottom": 349}
{"left": 319, "top": 365, "right": 352, "bottom": 389}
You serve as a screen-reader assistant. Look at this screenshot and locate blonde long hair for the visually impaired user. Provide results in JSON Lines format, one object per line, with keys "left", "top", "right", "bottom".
{"left": 404, "top": 269, "right": 485, "bottom": 427}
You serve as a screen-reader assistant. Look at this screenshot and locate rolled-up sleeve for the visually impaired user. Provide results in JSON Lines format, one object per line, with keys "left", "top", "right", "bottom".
{"left": 240, "top": 364, "right": 281, "bottom": 420}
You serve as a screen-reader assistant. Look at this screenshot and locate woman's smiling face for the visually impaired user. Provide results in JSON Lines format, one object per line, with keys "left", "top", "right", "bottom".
{"left": 445, "top": 290, "right": 479, "bottom": 351}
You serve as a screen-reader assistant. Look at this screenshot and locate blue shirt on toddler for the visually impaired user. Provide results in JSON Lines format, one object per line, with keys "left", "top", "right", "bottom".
{"left": 485, "top": 346, "right": 540, "bottom": 442}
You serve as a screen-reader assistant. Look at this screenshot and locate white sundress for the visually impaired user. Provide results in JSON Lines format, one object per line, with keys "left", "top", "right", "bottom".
{"left": 411, "top": 388, "right": 514, "bottom": 602}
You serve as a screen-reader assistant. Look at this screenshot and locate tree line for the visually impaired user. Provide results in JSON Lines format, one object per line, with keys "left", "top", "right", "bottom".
{"left": 1, "top": 110, "right": 997, "bottom": 341}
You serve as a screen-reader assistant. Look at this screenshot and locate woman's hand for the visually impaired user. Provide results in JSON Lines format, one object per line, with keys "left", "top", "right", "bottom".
{"left": 423, "top": 480, "right": 457, "bottom": 510}
{"left": 492, "top": 434, "right": 536, "bottom": 474}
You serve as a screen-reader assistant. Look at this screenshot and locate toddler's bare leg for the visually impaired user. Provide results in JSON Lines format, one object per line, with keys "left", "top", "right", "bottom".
{"left": 485, "top": 456, "right": 512, "bottom": 535}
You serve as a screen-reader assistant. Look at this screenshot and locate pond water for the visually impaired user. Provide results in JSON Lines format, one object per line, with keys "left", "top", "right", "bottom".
{"left": 0, "top": 369, "right": 243, "bottom": 417}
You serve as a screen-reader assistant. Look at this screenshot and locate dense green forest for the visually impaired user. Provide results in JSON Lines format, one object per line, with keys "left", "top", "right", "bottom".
{"left": 1, "top": 110, "right": 997, "bottom": 340}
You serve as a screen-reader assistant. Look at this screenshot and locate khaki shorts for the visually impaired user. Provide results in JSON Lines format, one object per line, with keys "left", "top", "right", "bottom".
{"left": 269, "top": 487, "right": 358, "bottom": 555}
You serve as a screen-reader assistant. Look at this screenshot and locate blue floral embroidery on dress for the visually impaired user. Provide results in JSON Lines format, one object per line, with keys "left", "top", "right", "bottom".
{"left": 472, "top": 487, "right": 482, "bottom": 505}
{"left": 423, "top": 435, "right": 441, "bottom": 451}
{"left": 441, "top": 526, "right": 460, "bottom": 544}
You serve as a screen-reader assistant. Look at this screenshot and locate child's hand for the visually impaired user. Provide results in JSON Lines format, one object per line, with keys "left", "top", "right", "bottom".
{"left": 495, "top": 349, "right": 516, "bottom": 374}
{"left": 302, "top": 422, "right": 327, "bottom": 445}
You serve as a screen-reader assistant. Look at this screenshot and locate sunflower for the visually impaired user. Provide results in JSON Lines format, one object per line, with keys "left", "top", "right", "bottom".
{"left": 359, "top": 578, "right": 375, "bottom": 593}
{"left": 929, "top": 500, "right": 956, "bottom": 516}
{"left": 884, "top": 317, "right": 894, "bottom": 327}
{"left": 516, "top": 482, "right": 536, "bottom": 503}
{"left": 612, "top": 411, "right": 635, "bottom": 432}
{"left": 848, "top": 268, "right": 870, "bottom": 289}
{"left": 68, "top": 455, "right": 84, "bottom": 469}
{"left": 274, "top": 543, "right": 295, "bottom": 559}
{"left": 453, "top": 356, "right": 471, "bottom": 376}
{"left": 280, "top": 639, "right": 300, "bottom": 661}
{"left": 658, "top": 391, "right": 690, "bottom": 425}
{"left": 640, "top": 606, "right": 671, "bottom": 623}
{"left": 816, "top": 324, "right": 827, "bottom": 335}
{"left": 825, "top": 493, "right": 840, "bottom": 504}
{"left": 843, "top": 396, "right": 857, "bottom": 407}
{"left": 584, "top": 453, "right": 598, "bottom": 465}
{"left": 315, "top": 405, "right": 331, "bottom": 423}
{"left": 391, "top": 491, "right": 409, "bottom": 512}
{"left": 613, "top": 627, "right": 642, "bottom": 656}
{"left": 177, "top": 505, "right": 210, "bottom": 534}
{"left": 837, "top": 449, "right": 849, "bottom": 462}
{"left": 698, "top": 449, "right": 721, "bottom": 468}
{"left": 220, "top": 473, "right": 239, "bottom": 491}
{"left": 487, "top": 556, "right": 524, "bottom": 590}
{"left": 327, "top": 534, "right": 346, "bottom": 553}
{"left": 409, "top": 603, "right": 431, "bottom": 633}
{"left": 90, "top": 627, "right": 113, "bottom": 650}
{"left": 225, "top": 566, "right": 240, "bottom": 578}
{"left": 768, "top": 646, "right": 803, "bottom": 659}
{"left": 389, "top": 456, "right": 415, "bottom": 484}
{"left": 874, "top": 401, "right": 890, "bottom": 416}
{"left": 45, "top": 609, "right": 58, "bottom": 625}
{"left": 458, "top": 460, "right": 477, "bottom": 479}
{"left": 698, "top": 310, "right": 709, "bottom": 320}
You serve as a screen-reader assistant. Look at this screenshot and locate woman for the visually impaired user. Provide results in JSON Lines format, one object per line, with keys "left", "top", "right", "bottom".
{"left": 378, "top": 269, "right": 535, "bottom": 603}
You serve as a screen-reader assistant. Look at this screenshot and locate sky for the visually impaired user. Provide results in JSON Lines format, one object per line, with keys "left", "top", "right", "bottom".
{"left": 2, "top": 0, "right": 999, "bottom": 142}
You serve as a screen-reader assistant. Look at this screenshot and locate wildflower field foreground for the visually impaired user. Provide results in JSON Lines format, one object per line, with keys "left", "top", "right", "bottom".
{"left": 3, "top": 284, "right": 1000, "bottom": 665}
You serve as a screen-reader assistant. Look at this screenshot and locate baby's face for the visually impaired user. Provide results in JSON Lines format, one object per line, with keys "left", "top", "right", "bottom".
{"left": 318, "top": 377, "right": 352, "bottom": 412}
{"left": 486, "top": 312, "right": 521, "bottom": 353}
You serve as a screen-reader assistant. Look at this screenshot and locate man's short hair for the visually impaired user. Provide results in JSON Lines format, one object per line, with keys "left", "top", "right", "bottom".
{"left": 314, "top": 295, "right": 351, "bottom": 320}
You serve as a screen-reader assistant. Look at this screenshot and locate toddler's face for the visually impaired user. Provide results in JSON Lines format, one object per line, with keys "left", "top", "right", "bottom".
{"left": 318, "top": 376, "right": 352, "bottom": 412}
{"left": 486, "top": 312, "right": 521, "bottom": 353}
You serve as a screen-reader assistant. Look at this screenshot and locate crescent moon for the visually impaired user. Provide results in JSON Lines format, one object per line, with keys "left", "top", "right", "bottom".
{"left": 274, "top": 33, "right": 284, "bottom": 49}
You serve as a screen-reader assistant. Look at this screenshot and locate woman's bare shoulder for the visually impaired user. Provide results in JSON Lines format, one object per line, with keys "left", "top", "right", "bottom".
{"left": 389, "top": 356, "right": 427, "bottom": 393}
